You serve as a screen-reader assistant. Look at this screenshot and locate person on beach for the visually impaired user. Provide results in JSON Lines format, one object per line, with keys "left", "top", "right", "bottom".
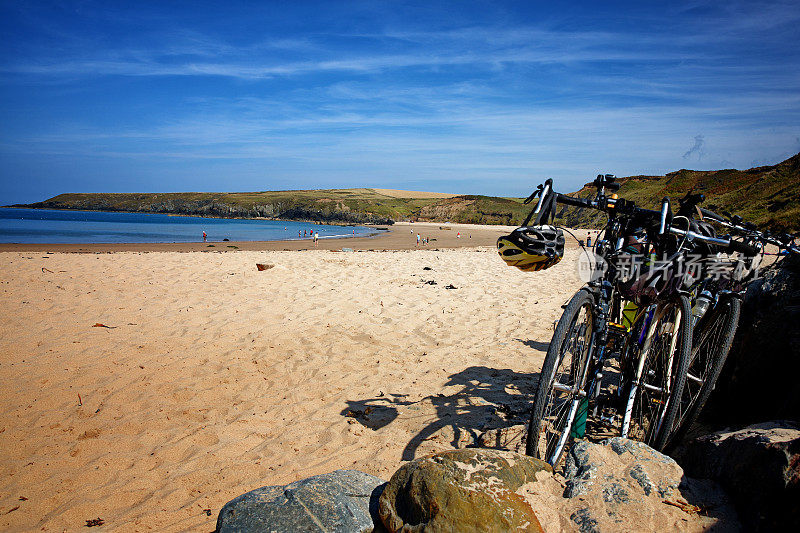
{"left": 586, "top": 233, "right": 592, "bottom": 247}
{"left": 313, "top": 231, "right": 318, "bottom": 246}
{"left": 202, "top": 231, "right": 207, "bottom": 242}
{"left": 416, "top": 233, "right": 420, "bottom": 246}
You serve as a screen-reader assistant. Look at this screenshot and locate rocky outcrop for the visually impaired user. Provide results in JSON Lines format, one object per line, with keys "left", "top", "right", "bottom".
{"left": 551, "top": 438, "right": 740, "bottom": 532}
{"left": 378, "top": 448, "right": 551, "bottom": 532}
{"left": 215, "top": 470, "right": 386, "bottom": 533}
{"left": 21, "top": 197, "right": 396, "bottom": 225}
{"left": 704, "top": 253, "right": 800, "bottom": 427}
{"left": 215, "top": 439, "right": 741, "bottom": 532}
{"left": 675, "top": 421, "right": 800, "bottom": 531}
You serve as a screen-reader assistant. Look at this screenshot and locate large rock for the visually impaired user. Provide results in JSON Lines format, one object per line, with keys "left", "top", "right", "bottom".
{"left": 705, "top": 253, "right": 800, "bottom": 426}
{"left": 378, "top": 448, "right": 551, "bottom": 532}
{"left": 477, "top": 424, "right": 527, "bottom": 454}
{"left": 216, "top": 470, "right": 387, "bottom": 533}
{"left": 544, "top": 438, "right": 740, "bottom": 532}
{"left": 676, "top": 421, "right": 800, "bottom": 531}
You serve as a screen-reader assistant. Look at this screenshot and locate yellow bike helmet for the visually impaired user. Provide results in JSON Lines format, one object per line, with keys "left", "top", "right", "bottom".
{"left": 498, "top": 225, "right": 565, "bottom": 272}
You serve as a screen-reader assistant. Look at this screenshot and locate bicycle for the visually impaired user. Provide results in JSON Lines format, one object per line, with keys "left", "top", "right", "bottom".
{"left": 499, "top": 175, "right": 758, "bottom": 466}
{"left": 662, "top": 202, "right": 799, "bottom": 449}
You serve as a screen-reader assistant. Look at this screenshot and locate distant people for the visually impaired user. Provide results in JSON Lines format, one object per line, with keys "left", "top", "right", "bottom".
{"left": 416, "top": 233, "right": 420, "bottom": 246}
{"left": 304, "top": 230, "right": 307, "bottom": 237}
{"left": 299, "top": 230, "right": 302, "bottom": 238}
{"left": 202, "top": 231, "right": 207, "bottom": 242}
{"left": 586, "top": 233, "right": 592, "bottom": 247}
{"left": 313, "top": 231, "right": 318, "bottom": 246}
{"left": 457, "top": 232, "right": 461, "bottom": 238}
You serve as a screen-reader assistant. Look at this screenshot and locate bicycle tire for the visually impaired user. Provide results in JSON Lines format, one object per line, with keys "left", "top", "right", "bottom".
{"left": 665, "top": 295, "right": 740, "bottom": 450}
{"left": 526, "top": 289, "right": 595, "bottom": 464}
{"left": 623, "top": 294, "right": 692, "bottom": 451}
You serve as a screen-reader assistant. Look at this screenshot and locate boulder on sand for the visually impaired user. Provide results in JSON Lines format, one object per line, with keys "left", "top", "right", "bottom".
{"left": 527, "top": 438, "right": 741, "bottom": 532}
{"left": 676, "top": 421, "right": 800, "bottom": 532}
{"left": 477, "top": 423, "right": 528, "bottom": 454}
{"left": 705, "top": 253, "right": 800, "bottom": 427}
{"left": 378, "top": 448, "right": 551, "bottom": 532}
{"left": 216, "top": 469, "right": 386, "bottom": 533}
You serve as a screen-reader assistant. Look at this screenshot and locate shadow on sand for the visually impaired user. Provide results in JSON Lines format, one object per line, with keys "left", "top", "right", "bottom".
{"left": 342, "top": 365, "right": 541, "bottom": 461}
{"left": 515, "top": 338, "right": 551, "bottom": 352}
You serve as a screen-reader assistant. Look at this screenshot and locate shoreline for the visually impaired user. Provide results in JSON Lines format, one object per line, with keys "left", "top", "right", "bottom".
{"left": 0, "top": 222, "right": 587, "bottom": 253}
{"left": 1, "top": 204, "right": 392, "bottom": 226}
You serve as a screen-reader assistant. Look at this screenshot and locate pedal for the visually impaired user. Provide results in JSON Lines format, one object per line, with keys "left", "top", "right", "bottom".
{"left": 608, "top": 322, "right": 628, "bottom": 334}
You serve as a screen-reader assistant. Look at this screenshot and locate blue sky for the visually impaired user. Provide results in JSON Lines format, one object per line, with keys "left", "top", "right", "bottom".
{"left": 1, "top": 0, "right": 799, "bottom": 203}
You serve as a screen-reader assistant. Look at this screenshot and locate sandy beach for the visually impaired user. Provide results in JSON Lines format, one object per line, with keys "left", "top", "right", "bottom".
{"left": 0, "top": 225, "right": 588, "bottom": 531}
{"left": 0, "top": 221, "right": 556, "bottom": 254}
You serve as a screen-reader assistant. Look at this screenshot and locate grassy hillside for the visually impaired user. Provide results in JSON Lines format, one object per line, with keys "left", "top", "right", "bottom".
{"left": 13, "top": 188, "right": 531, "bottom": 226}
{"left": 12, "top": 152, "right": 800, "bottom": 230}
{"left": 555, "top": 152, "right": 800, "bottom": 231}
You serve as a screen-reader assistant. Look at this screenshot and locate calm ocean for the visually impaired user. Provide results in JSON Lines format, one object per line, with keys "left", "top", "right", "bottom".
{"left": 0, "top": 208, "right": 378, "bottom": 244}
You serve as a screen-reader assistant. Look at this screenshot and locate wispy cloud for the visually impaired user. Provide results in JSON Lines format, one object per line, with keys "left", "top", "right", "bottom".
{"left": 1, "top": 1, "right": 798, "bottom": 202}
{"left": 683, "top": 135, "right": 706, "bottom": 160}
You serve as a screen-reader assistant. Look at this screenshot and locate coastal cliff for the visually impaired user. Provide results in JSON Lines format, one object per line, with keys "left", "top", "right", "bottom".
{"left": 11, "top": 152, "right": 800, "bottom": 229}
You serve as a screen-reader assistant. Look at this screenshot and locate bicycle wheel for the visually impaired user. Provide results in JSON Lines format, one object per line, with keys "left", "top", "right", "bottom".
{"left": 526, "top": 289, "right": 595, "bottom": 465}
{"left": 665, "top": 295, "right": 740, "bottom": 450}
{"left": 623, "top": 294, "right": 691, "bottom": 451}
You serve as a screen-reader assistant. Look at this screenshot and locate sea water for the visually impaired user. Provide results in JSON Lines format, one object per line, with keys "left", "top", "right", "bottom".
{"left": 0, "top": 208, "right": 378, "bottom": 244}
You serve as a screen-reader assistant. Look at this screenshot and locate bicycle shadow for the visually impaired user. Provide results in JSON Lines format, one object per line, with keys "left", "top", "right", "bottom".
{"left": 341, "top": 365, "right": 541, "bottom": 461}
{"left": 515, "top": 338, "right": 551, "bottom": 352}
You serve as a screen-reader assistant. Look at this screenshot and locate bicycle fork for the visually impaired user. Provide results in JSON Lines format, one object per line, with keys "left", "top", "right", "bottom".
{"left": 548, "top": 331, "right": 595, "bottom": 465}
{"left": 620, "top": 303, "right": 680, "bottom": 439}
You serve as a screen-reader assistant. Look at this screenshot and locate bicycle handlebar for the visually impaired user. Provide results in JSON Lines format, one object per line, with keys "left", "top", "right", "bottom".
{"left": 700, "top": 209, "right": 798, "bottom": 254}
{"left": 553, "top": 190, "right": 760, "bottom": 256}
{"left": 668, "top": 226, "right": 760, "bottom": 256}
{"left": 555, "top": 193, "right": 593, "bottom": 209}
{"left": 726, "top": 238, "right": 761, "bottom": 256}
{"left": 542, "top": 179, "right": 794, "bottom": 258}
{"left": 699, "top": 207, "right": 724, "bottom": 222}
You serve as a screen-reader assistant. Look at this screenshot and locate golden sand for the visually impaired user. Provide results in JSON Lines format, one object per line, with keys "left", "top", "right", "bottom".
{"left": 0, "top": 227, "right": 592, "bottom": 531}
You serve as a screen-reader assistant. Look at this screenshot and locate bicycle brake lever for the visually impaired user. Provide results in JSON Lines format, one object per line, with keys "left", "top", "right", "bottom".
{"left": 522, "top": 183, "right": 544, "bottom": 205}
{"left": 523, "top": 183, "right": 544, "bottom": 205}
